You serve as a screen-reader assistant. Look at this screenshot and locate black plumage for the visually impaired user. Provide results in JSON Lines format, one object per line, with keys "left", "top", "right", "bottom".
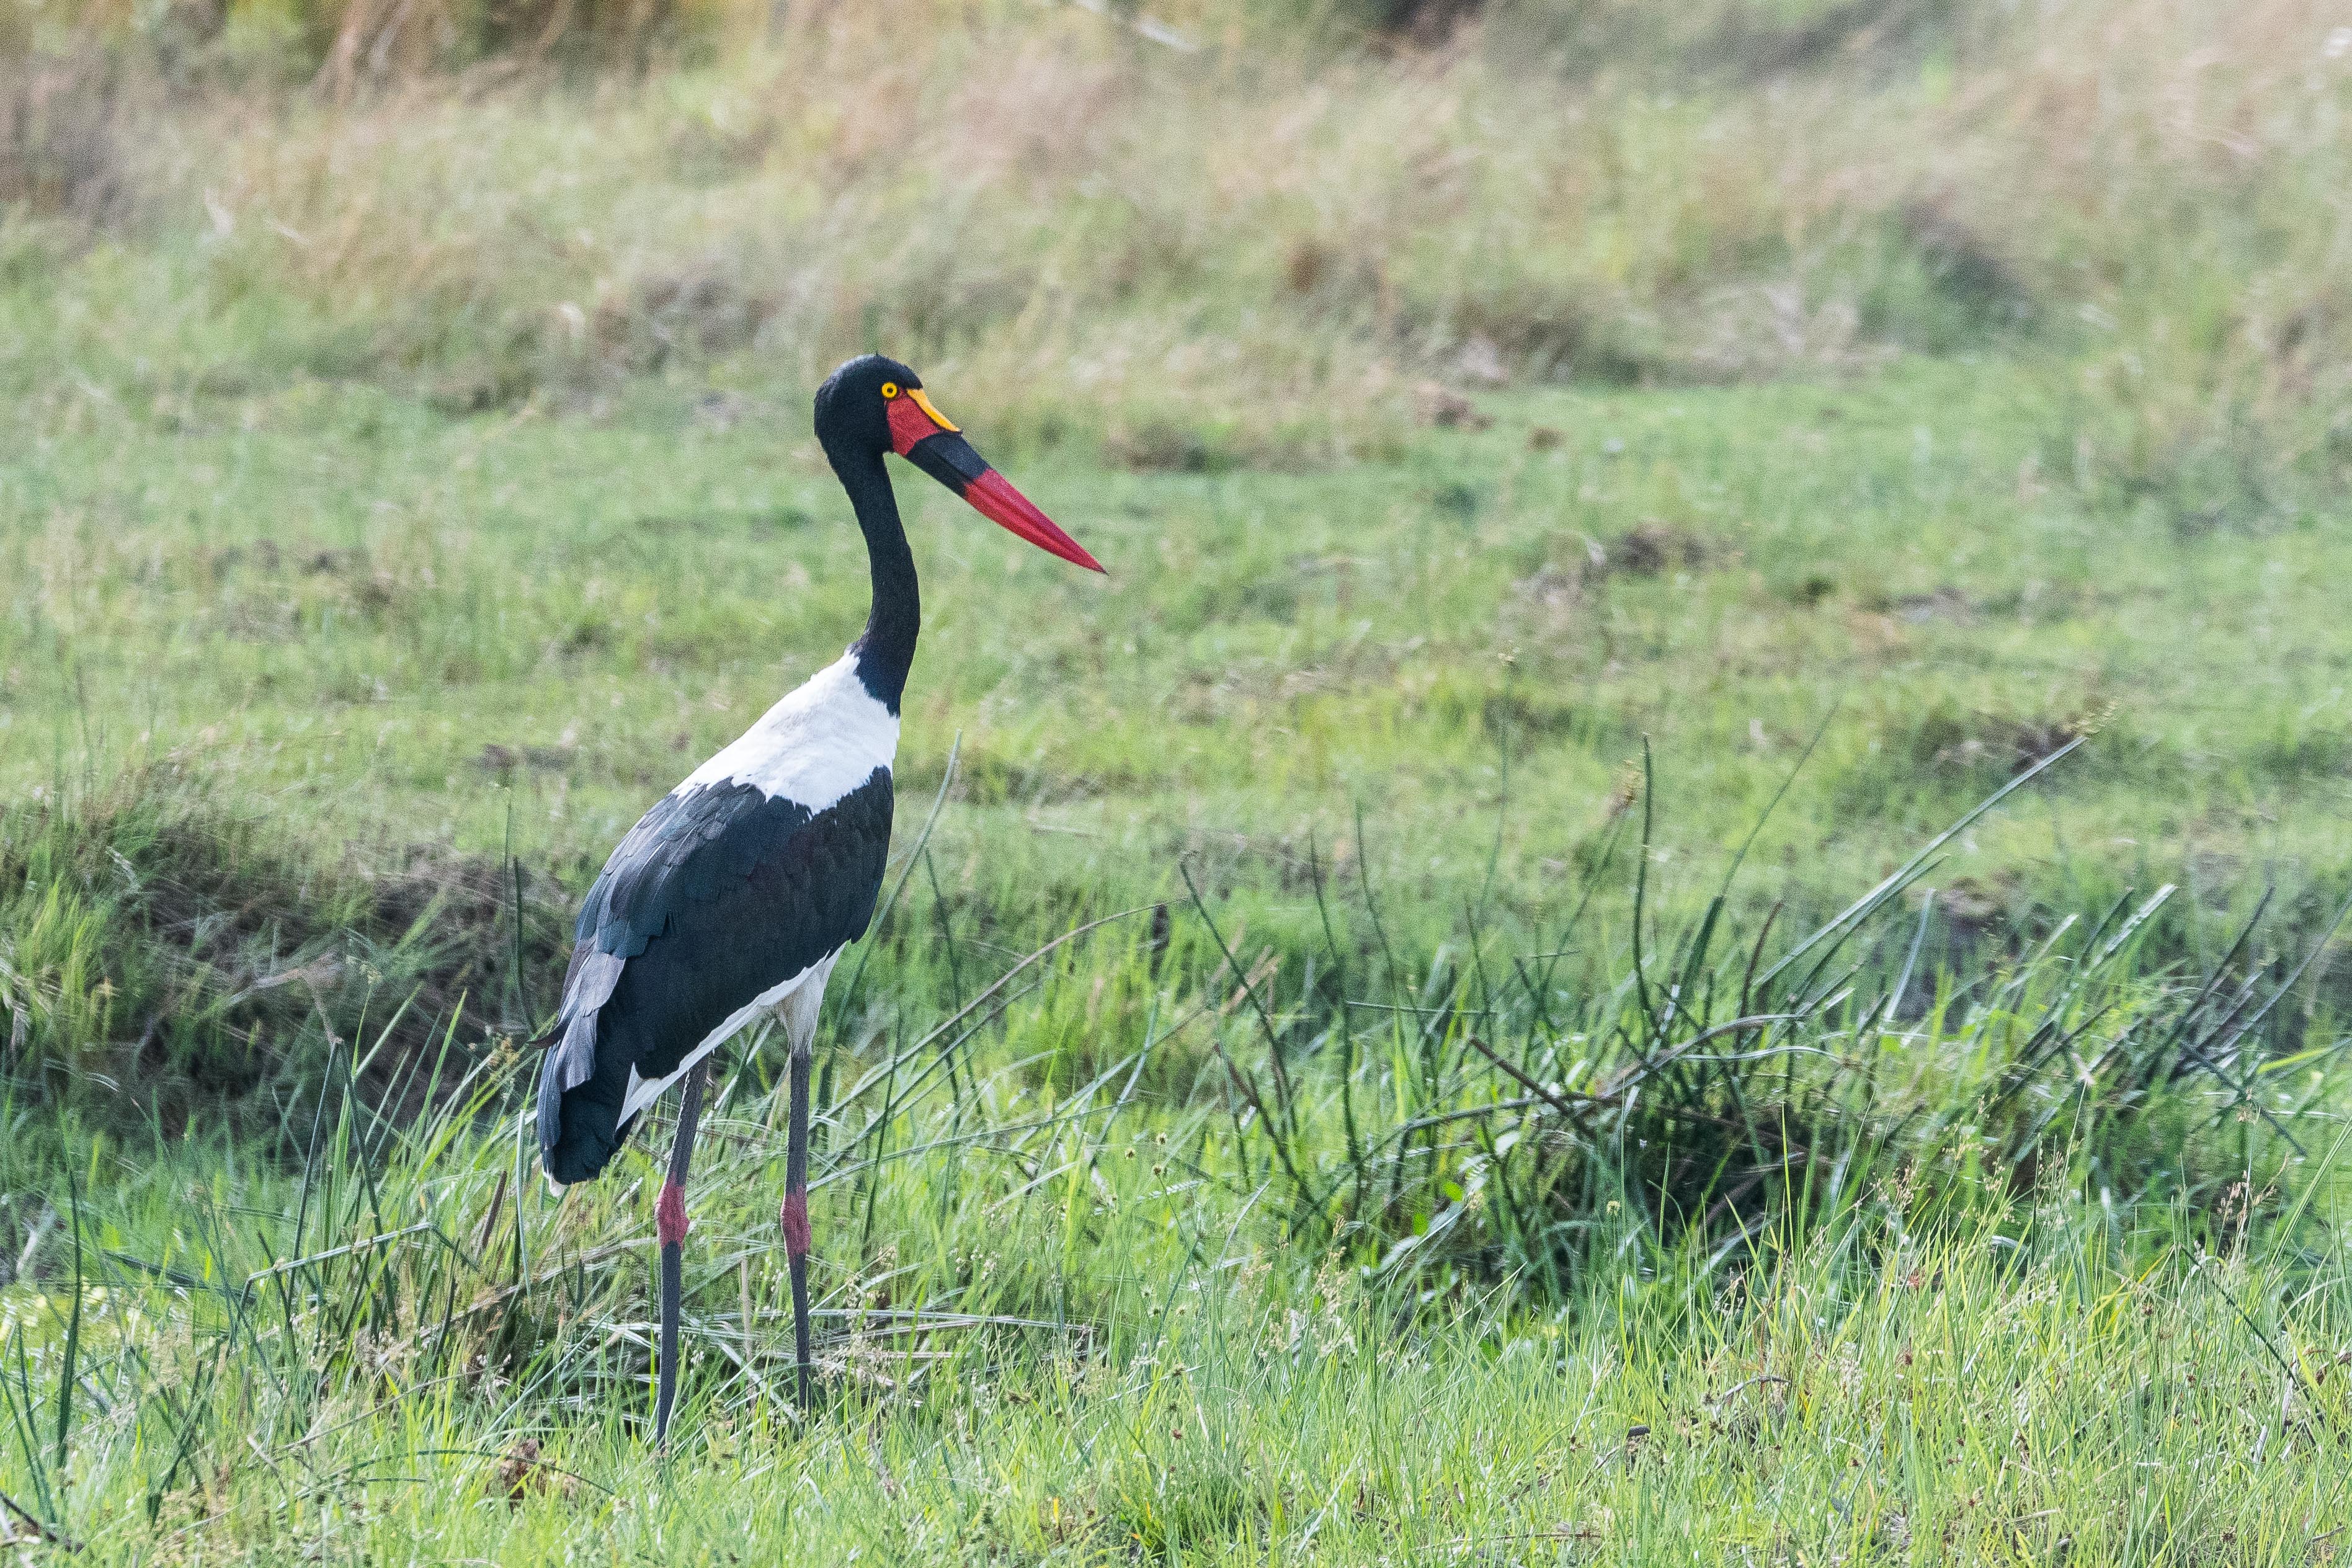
{"left": 537, "top": 768, "right": 894, "bottom": 1185}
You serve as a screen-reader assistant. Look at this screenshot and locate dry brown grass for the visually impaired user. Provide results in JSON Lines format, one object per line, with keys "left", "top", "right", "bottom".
{"left": 1902, "top": 0, "right": 2352, "bottom": 506}
{"left": 0, "top": 52, "right": 139, "bottom": 223}
{"left": 5, "top": 0, "right": 2348, "bottom": 486}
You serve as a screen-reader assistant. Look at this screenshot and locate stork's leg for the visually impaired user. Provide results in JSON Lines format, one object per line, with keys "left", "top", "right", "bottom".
{"left": 653, "top": 1058, "right": 710, "bottom": 1450}
{"left": 782, "top": 1046, "right": 814, "bottom": 1412}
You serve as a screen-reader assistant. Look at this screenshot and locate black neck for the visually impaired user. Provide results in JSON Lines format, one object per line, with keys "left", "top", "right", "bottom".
{"left": 830, "top": 447, "right": 919, "bottom": 713}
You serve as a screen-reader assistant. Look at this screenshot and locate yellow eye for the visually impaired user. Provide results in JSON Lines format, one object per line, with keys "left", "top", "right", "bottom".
{"left": 880, "top": 381, "right": 899, "bottom": 399}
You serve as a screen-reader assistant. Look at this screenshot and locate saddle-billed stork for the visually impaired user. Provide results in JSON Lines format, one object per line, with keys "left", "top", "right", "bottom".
{"left": 536, "top": 355, "right": 1101, "bottom": 1443}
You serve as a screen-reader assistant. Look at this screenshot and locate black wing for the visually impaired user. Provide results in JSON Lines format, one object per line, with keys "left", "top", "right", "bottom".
{"left": 538, "top": 768, "right": 893, "bottom": 1185}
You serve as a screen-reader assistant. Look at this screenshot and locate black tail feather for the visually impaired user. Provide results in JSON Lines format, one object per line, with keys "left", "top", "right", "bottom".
{"left": 538, "top": 1026, "right": 630, "bottom": 1185}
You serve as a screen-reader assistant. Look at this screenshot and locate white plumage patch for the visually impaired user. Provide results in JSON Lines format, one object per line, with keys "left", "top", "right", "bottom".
{"left": 685, "top": 652, "right": 899, "bottom": 813}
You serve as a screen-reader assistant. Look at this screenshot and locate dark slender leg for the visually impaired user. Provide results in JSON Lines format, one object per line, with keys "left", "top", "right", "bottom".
{"left": 653, "top": 1059, "right": 709, "bottom": 1450}
{"left": 782, "top": 1047, "right": 814, "bottom": 1412}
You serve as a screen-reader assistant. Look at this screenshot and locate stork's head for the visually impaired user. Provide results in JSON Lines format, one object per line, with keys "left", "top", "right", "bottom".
{"left": 814, "top": 354, "right": 1103, "bottom": 573}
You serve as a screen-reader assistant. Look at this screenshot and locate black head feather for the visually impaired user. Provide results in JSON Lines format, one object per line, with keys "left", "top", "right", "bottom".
{"left": 814, "top": 354, "right": 921, "bottom": 460}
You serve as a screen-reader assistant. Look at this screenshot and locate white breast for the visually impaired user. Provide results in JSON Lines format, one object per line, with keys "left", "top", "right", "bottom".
{"left": 685, "top": 651, "right": 900, "bottom": 811}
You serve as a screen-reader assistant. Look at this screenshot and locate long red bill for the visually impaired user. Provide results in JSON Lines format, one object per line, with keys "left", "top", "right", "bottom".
{"left": 961, "top": 468, "right": 1105, "bottom": 573}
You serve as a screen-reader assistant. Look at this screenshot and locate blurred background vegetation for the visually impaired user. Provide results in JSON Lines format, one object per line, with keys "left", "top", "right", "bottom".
{"left": 4, "top": 0, "right": 2345, "bottom": 490}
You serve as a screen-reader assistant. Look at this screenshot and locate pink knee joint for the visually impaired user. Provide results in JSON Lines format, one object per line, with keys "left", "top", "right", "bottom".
{"left": 656, "top": 1180, "right": 690, "bottom": 1250}
{"left": 781, "top": 1192, "right": 811, "bottom": 1258}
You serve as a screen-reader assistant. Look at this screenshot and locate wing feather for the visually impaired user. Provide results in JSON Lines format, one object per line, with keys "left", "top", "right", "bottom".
{"left": 537, "top": 768, "right": 893, "bottom": 1183}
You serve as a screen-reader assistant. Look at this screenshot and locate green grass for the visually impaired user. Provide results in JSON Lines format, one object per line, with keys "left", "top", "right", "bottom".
{"left": 12, "top": 316, "right": 2352, "bottom": 1566}
{"left": 4, "top": 788, "right": 2351, "bottom": 1561}
{"left": 15, "top": 270, "right": 2352, "bottom": 1567}
{"left": 9, "top": 1146, "right": 2352, "bottom": 1562}
{"left": 7, "top": 355, "right": 2352, "bottom": 961}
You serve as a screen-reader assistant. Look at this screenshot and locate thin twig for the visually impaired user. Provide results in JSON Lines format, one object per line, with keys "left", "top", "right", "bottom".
{"left": 0, "top": 1487, "right": 74, "bottom": 1552}
{"left": 1706, "top": 1374, "right": 1789, "bottom": 1406}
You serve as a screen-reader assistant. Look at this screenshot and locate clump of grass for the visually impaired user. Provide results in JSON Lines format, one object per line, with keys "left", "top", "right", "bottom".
{"left": 1180, "top": 743, "right": 2349, "bottom": 1294}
